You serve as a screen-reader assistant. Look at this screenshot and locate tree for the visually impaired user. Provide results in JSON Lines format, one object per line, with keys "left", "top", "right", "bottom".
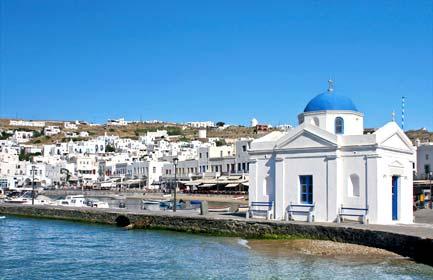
{"left": 216, "top": 122, "right": 225, "bottom": 127}
{"left": 18, "top": 150, "right": 41, "bottom": 161}
{"left": 33, "top": 129, "right": 43, "bottom": 138}
{"left": 105, "top": 144, "right": 116, "bottom": 153}
{"left": 0, "top": 131, "right": 12, "bottom": 140}
{"left": 215, "top": 139, "right": 226, "bottom": 146}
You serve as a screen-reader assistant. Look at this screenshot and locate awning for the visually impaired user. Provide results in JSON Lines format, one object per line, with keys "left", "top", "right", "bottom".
{"left": 124, "top": 179, "right": 143, "bottom": 185}
{"left": 183, "top": 181, "right": 202, "bottom": 186}
{"left": 198, "top": 184, "right": 215, "bottom": 188}
{"left": 225, "top": 183, "right": 239, "bottom": 188}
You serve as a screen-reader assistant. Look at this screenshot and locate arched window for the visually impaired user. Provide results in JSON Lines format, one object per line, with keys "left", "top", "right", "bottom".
{"left": 335, "top": 117, "right": 344, "bottom": 134}
{"left": 263, "top": 176, "right": 272, "bottom": 195}
{"left": 348, "top": 174, "right": 360, "bottom": 197}
{"left": 310, "top": 117, "right": 320, "bottom": 126}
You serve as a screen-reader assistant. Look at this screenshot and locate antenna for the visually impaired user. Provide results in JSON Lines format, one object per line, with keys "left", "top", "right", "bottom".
{"left": 392, "top": 111, "right": 395, "bottom": 122}
{"left": 401, "top": 96, "right": 405, "bottom": 130}
{"left": 327, "top": 79, "right": 334, "bottom": 93}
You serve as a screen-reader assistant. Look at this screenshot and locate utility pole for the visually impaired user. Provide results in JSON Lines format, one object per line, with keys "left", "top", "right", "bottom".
{"left": 428, "top": 172, "right": 433, "bottom": 209}
{"left": 173, "top": 158, "right": 178, "bottom": 212}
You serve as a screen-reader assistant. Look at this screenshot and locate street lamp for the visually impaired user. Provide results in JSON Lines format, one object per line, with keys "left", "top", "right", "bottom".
{"left": 173, "top": 157, "right": 179, "bottom": 212}
{"left": 31, "top": 165, "right": 36, "bottom": 205}
{"left": 429, "top": 172, "right": 433, "bottom": 209}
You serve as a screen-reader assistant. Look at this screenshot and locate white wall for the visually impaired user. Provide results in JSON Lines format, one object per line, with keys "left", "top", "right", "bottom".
{"left": 300, "top": 111, "right": 364, "bottom": 136}
{"left": 416, "top": 144, "right": 433, "bottom": 178}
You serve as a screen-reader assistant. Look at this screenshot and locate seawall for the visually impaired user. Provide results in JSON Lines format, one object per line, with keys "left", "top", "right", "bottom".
{"left": 1, "top": 204, "right": 432, "bottom": 267}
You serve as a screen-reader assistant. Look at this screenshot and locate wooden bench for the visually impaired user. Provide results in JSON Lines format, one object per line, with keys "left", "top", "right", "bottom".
{"left": 337, "top": 205, "right": 368, "bottom": 224}
{"left": 246, "top": 201, "right": 274, "bottom": 220}
{"left": 285, "top": 202, "right": 315, "bottom": 222}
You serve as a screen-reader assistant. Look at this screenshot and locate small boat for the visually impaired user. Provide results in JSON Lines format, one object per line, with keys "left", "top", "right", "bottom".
{"left": 0, "top": 216, "right": 6, "bottom": 219}
{"left": 56, "top": 195, "right": 88, "bottom": 207}
{"left": 208, "top": 206, "right": 231, "bottom": 213}
{"left": 159, "top": 201, "right": 184, "bottom": 210}
{"left": 4, "top": 191, "right": 54, "bottom": 205}
{"left": 86, "top": 199, "right": 109, "bottom": 209}
{"left": 56, "top": 195, "right": 109, "bottom": 208}
{"left": 141, "top": 199, "right": 163, "bottom": 211}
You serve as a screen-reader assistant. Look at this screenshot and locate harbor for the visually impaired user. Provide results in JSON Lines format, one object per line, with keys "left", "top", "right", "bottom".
{"left": 1, "top": 203, "right": 433, "bottom": 268}
{"left": 1, "top": 0, "right": 432, "bottom": 278}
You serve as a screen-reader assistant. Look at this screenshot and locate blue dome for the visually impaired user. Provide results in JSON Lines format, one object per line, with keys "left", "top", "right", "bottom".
{"left": 304, "top": 92, "right": 358, "bottom": 112}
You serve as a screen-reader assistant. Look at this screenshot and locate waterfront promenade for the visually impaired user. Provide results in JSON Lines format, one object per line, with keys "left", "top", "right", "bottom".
{"left": 0, "top": 203, "right": 432, "bottom": 267}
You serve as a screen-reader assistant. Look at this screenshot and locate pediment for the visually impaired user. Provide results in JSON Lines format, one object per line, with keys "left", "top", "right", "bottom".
{"left": 389, "top": 160, "right": 404, "bottom": 168}
{"left": 276, "top": 130, "right": 337, "bottom": 150}
{"left": 380, "top": 132, "right": 413, "bottom": 152}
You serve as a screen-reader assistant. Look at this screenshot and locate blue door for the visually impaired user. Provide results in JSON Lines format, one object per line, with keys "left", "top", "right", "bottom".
{"left": 392, "top": 176, "right": 398, "bottom": 221}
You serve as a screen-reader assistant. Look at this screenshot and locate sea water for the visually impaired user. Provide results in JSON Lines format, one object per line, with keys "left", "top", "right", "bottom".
{"left": 0, "top": 216, "right": 432, "bottom": 280}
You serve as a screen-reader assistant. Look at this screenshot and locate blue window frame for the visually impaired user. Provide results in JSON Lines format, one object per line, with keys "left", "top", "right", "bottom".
{"left": 335, "top": 117, "right": 344, "bottom": 134}
{"left": 300, "top": 175, "right": 313, "bottom": 204}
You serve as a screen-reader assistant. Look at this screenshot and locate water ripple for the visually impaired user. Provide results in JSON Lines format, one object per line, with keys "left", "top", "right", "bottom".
{"left": 0, "top": 216, "right": 432, "bottom": 280}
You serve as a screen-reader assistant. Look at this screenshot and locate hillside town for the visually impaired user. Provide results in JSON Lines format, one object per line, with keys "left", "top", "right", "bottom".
{"left": 0, "top": 118, "right": 264, "bottom": 195}
{"left": 0, "top": 113, "right": 432, "bottom": 204}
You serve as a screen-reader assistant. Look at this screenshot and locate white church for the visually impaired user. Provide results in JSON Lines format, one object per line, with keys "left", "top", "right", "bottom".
{"left": 248, "top": 81, "right": 415, "bottom": 225}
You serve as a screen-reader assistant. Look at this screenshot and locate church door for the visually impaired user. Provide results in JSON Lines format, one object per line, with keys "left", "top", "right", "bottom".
{"left": 392, "top": 176, "right": 398, "bottom": 221}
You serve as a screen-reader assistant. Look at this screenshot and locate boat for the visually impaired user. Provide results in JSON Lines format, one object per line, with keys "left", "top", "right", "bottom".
{"left": 85, "top": 199, "right": 109, "bottom": 208}
{"left": 141, "top": 199, "right": 163, "bottom": 211}
{"left": 0, "top": 216, "right": 6, "bottom": 219}
{"left": 160, "top": 201, "right": 184, "bottom": 210}
{"left": 56, "top": 195, "right": 109, "bottom": 208}
{"left": 4, "top": 191, "right": 34, "bottom": 204}
{"left": 56, "top": 195, "right": 88, "bottom": 207}
{"left": 208, "top": 206, "right": 231, "bottom": 213}
{"left": 189, "top": 200, "right": 202, "bottom": 209}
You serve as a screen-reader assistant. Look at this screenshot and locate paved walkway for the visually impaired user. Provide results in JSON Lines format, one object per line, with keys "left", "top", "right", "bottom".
{"left": 415, "top": 208, "right": 433, "bottom": 224}
{"left": 213, "top": 211, "right": 433, "bottom": 239}
{"left": 116, "top": 208, "right": 433, "bottom": 239}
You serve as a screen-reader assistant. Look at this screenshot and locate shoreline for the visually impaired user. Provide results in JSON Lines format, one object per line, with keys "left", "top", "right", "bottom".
{"left": 0, "top": 203, "right": 432, "bottom": 267}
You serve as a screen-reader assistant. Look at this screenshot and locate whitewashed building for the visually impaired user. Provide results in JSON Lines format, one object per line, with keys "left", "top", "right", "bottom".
{"left": 187, "top": 121, "right": 215, "bottom": 128}
{"left": 415, "top": 142, "right": 433, "bottom": 179}
{"left": 64, "top": 122, "right": 78, "bottom": 130}
{"left": 13, "top": 131, "right": 34, "bottom": 143}
{"left": 44, "top": 126, "right": 61, "bottom": 136}
{"left": 10, "top": 120, "right": 45, "bottom": 127}
{"left": 248, "top": 82, "right": 415, "bottom": 225}
{"left": 107, "top": 118, "right": 127, "bottom": 126}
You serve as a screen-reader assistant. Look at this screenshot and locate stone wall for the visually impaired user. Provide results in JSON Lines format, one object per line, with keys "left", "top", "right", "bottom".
{"left": 1, "top": 204, "right": 432, "bottom": 267}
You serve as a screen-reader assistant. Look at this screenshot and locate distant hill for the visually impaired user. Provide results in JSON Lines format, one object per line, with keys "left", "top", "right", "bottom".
{"left": 0, "top": 118, "right": 260, "bottom": 145}
{"left": 1, "top": 118, "right": 431, "bottom": 146}
{"left": 405, "top": 129, "right": 433, "bottom": 144}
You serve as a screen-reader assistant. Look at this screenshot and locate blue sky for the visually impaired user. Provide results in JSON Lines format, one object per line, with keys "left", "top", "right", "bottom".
{"left": 1, "top": 0, "right": 432, "bottom": 130}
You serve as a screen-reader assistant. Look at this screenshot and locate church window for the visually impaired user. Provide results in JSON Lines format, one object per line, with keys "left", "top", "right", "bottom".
{"left": 264, "top": 176, "right": 272, "bottom": 195}
{"left": 348, "top": 174, "right": 360, "bottom": 197}
{"left": 299, "top": 175, "right": 313, "bottom": 204}
{"left": 335, "top": 117, "right": 344, "bottom": 134}
{"left": 311, "top": 117, "right": 320, "bottom": 126}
